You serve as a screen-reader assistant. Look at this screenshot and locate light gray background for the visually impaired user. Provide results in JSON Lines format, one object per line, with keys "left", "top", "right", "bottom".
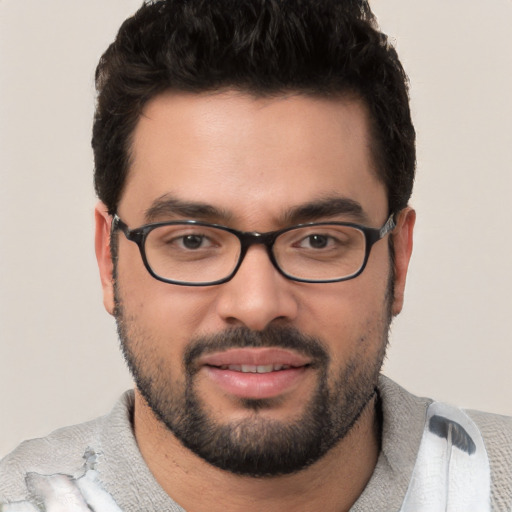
{"left": 1, "top": 0, "right": 511, "bottom": 457}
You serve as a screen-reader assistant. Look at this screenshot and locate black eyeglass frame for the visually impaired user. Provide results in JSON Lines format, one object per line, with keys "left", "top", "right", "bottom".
{"left": 111, "top": 213, "right": 397, "bottom": 286}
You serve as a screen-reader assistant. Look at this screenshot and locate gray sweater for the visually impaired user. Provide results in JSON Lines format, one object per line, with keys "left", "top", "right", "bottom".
{"left": 1, "top": 376, "right": 511, "bottom": 511}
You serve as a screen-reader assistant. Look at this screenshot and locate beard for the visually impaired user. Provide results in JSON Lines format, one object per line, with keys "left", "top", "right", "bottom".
{"left": 114, "top": 287, "right": 391, "bottom": 477}
{"left": 110, "top": 232, "right": 394, "bottom": 477}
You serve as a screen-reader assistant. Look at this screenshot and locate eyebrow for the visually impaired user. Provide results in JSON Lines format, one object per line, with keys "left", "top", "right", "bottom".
{"left": 144, "top": 195, "right": 233, "bottom": 223}
{"left": 144, "top": 194, "right": 369, "bottom": 227}
{"left": 281, "top": 196, "right": 369, "bottom": 225}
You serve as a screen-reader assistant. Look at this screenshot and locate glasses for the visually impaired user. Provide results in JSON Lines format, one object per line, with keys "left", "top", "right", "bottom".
{"left": 112, "top": 213, "right": 396, "bottom": 286}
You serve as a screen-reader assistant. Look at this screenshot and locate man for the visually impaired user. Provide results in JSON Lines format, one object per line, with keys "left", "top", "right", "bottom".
{"left": 1, "top": 0, "right": 511, "bottom": 510}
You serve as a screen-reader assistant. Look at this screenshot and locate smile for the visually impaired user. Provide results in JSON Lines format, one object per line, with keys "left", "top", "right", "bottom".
{"left": 198, "top": 348, "right": 313, "bottom": 400}
{"left": 215, "top": 364, "right": 294, "bottom": 373}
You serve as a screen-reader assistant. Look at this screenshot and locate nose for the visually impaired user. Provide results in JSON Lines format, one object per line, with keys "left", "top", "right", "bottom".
{"left": 215, "top": 245, "right": 299, "bottom": 331}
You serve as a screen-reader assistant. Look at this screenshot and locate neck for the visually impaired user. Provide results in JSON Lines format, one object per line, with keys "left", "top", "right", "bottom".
{"left": 133, "top": 390, "right": 381, "bottom": 512}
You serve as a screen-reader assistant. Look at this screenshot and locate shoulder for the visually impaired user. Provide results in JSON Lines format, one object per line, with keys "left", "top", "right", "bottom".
{"left": 373, "top": 376, "right": 512, "bottom": 510}
{"left": 465, "top": 408, "right": 512, "bottom": 508}
{"left": 463, "top": 408, "right": 512, "bottom": 467}
{"left": 465, "top": 407, "right": 512, "bottom": 441}
{"left": 0, "top": 417, "right": 100, "bottom": 499}
{"left": 0, "top": 391, "right": 135, "bottom": 505}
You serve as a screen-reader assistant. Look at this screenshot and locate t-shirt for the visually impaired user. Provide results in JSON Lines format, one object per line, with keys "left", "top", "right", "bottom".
{"left": 1, "top": 376, "right": 511, "bottom": 511}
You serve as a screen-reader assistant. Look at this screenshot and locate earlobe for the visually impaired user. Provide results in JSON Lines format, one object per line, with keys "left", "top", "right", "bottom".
{"left": 94, "top": 201, "right": 116, "bottom": 315}
{"left": 391, "top": 207, "right": 416, "bottom": 316}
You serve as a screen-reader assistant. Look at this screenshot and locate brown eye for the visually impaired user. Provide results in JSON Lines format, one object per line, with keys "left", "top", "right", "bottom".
{"left": 181, "top": 235, "right": 205, "bottom": 249}
{"left": 306, "top": 234, "right": 329, "bottom": 249}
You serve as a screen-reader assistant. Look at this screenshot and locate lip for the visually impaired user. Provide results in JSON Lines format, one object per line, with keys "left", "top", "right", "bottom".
{"left": 199, "top": 347, "right": 312, "bottom": 368}
{"left": 199, "top": 348, "right": 312, "bottom": 400}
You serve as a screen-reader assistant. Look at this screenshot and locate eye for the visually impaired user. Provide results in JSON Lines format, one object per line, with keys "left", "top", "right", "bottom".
{"left": 179, "top": 234, "right": 209, "bottom": 250}
{"left": 152, "top": 226, "right": 219, "bottom": 251}
{"left": 296, "top": 233, "right": 335, "bottom": 249}
{"left": 301, "top": 234, "right": 331, "bottom": 249}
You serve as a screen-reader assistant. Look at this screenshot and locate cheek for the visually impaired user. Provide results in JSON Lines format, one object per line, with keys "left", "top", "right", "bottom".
{"left": 296, "top": 265, "right": 391, "bottom": 359}
{"left": 116, "top": 246, "right": 225, "bottom": 353}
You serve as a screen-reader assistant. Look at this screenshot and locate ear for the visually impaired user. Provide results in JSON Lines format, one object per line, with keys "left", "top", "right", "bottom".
{"left": 95, "top": 201, "right": 115, "bottom": 315}
{"left": 391, "top": 207, "right": 415, "bottom": 316}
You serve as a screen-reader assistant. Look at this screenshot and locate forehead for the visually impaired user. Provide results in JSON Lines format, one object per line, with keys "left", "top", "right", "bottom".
{"left": 120, "top": 91, "right": 387, "bottom": 226}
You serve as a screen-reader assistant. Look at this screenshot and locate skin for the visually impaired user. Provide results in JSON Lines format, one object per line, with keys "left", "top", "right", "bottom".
{"left": 95, "top": 91, "right": 415, "bottom": 512}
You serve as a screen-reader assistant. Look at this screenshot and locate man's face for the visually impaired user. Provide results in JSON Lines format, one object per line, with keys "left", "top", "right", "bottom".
{"left": 96, "top": 91, "right": 413, "bottom": 476}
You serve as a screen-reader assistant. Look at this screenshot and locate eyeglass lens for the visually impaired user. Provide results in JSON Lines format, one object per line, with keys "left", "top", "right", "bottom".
{"left": 143, "top": 223, "right": 367, "bottom": 284}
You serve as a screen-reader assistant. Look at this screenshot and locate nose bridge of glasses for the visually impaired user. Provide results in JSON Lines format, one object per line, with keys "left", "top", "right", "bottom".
{"left": 238, "top": 230, "right": 277, "bottom": 248}
{"left": 235, "top": 230, "right": 280, "bottom": 272}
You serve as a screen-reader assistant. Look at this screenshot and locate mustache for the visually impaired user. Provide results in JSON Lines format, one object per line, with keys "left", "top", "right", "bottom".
{"left": 184, "top": 325, "right": 329, "bottom": 370}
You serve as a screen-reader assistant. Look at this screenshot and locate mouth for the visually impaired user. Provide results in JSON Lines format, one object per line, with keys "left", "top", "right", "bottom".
{"left": 214, "top": 363, "right": 298, "bottom": 373}
{"left": 198, "top": 348, "right": 313, "bottom": 400}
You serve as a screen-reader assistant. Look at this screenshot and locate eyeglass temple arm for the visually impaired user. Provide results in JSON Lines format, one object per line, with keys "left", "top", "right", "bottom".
{"left": 379, "top": 212, "right": 397, "bottom": 238}
{"left": 111, "top": 214, "right": 132, "bottom": 238}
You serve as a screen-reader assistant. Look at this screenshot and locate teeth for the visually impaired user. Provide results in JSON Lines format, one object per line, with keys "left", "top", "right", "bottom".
{"left": 220, "top": 364, "right": 291, "bottom": 373}
{"left": 256, "top": 365, "right": 274, "bottom": 373}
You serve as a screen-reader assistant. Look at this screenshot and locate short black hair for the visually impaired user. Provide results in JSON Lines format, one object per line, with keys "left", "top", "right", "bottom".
{"left": 93, "top": 0, "right": 415, "bottom": 215}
